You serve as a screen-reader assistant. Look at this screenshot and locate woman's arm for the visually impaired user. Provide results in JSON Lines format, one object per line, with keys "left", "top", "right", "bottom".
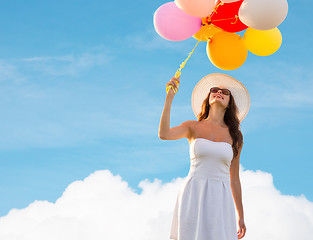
{"left": 158, "top": 77, "right": 191, "bottom": 140}
{"left": 230, "top": 143, "right": 246, "bottom": 239}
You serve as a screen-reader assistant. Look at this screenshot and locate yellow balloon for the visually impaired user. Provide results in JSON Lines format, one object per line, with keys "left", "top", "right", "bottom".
{"left": 243, "top": 27, "right": 282, "bottom": 56}
{"left": 207, "top": 32, "right": 248, "bottom": 71}
{"left": 193, "top": 24, "right": 221, "bottom": 41}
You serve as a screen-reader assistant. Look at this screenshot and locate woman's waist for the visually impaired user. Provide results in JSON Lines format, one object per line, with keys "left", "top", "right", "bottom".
{"left": 187, "top": 165, "right": 230, "bottom": 182}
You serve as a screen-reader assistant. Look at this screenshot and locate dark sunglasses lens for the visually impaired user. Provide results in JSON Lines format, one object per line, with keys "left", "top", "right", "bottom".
{"left": 210, "top": 87, "right": 218, "bottom": 93}
{"left": 211, "top": 87, "right": 230, "bottom": 95}
{"left": 222, "top": 90, "right": 230, "bottom": 95}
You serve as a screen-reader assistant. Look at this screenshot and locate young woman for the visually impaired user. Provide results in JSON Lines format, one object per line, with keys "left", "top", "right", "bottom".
{"left": 158, "top": 73, "right": 250, "bottom": 240}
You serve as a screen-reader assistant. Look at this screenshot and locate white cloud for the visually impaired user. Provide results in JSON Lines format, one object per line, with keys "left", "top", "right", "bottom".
{"left": 125, "top": 28, "right": 192, "bottom": 52}
{"left": 0, "top": 168, "right": 312, "bottom": 240}
{"left": 0, "top": 60, "right": 25, "bottom": 83}
{"left": 240, "top": 169, "right": 313, "bottom": 239}
{"left": 251, "top": 78, "right": 313, "bottom": 108}
{"left": 17, "top": 51, "right": 111, "bottom": 77}
{"left": 235, "top": 61, "right": 313, "bottom": 133}
{"left": 0, "top": 48, "right": 111, "bottom": 84}
{"left": 0, "top": 82, "right": 166, "bottom": 150}
{"left": 242, "top": 61, "right": 313, "bottom": 109}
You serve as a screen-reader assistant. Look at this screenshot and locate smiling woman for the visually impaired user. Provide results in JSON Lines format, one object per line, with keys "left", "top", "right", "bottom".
{"left": 159, "top": 73, "right": 250, "bottom": 240}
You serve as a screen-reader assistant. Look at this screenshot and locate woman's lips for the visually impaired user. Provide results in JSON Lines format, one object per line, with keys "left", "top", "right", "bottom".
{"left": 214, "top": 94, "right": 223, "bottom": 99}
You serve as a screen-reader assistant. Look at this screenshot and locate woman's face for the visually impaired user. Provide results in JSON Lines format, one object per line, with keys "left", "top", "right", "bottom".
{"left": 208, "top": 86, "right": 230, "bottom": 109}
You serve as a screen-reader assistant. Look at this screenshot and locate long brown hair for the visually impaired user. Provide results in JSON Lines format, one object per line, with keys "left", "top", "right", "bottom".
{"left": 197, "top": 91, "right": 243, "bottom": 158}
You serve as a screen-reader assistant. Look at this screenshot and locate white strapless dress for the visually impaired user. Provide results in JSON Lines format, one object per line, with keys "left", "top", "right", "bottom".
{"left": 170, "top": 138, "right": 238, "bottom": 240}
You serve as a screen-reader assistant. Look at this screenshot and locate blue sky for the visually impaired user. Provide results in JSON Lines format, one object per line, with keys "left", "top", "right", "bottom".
{"left": 0, "top": 0, "right": 312, "bottom": 217}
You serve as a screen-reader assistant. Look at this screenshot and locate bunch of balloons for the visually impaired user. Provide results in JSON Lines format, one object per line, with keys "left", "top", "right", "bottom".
{"left": 153, "top": 0, "right": 288, "bottom": 70}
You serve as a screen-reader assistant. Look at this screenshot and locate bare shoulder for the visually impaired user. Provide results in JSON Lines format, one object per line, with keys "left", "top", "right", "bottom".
{"left": 180, "top": 120, "right": 198, "bottom": 139}
{"left": 180, "top": 120, "right": 198, "bottom": 128}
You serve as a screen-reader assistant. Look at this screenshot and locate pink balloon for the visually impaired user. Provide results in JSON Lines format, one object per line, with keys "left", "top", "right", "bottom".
{"left": 153, "top": 2, "right": 202, "bottom": 41}
{"left": 175, "top": 0, "right": 216, "bottom": 18}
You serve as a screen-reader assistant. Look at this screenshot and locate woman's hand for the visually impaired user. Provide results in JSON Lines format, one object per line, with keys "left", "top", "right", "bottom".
{"left": 237, "top": 218, "right": 246, "bottom": 239}
{"left": 166, "top": 77, "right": 180, "bottom": 95}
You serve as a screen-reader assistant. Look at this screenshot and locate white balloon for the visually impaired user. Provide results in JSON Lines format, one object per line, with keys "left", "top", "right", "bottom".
{"left": 221, "top": 0, "right": 241, "bottom": 3}
{"left": 239, "top": 0, "right": 288, "bottom": 30}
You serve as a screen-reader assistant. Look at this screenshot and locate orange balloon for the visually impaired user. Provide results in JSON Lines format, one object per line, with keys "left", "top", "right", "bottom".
{"left": 193, "top": 23, "right": 222, "bottom": 41}
{"left": 207, "top": 31, "right": 248, "bottom": 70}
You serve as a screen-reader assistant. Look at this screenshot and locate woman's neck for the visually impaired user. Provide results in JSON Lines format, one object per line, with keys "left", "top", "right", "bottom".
{"left": 204, "top": 105, "right": 226, "bottom": 126}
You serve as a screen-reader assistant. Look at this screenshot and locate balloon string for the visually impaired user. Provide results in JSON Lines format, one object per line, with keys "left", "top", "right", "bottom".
{"left": 166, "top": 39, "right": 201, "bottom": 93}
{"left": 212, "top": 1, "right": 223, "bottom": 14}
{"left": 175, "top": 39, "right": 200, "bottom": 78}
{"left": 203, "top": 1, "right": 222, "bottom": 25}
{"left": 211, "top": 15, "right": 238, "bottom": 24}
{"left": 206, "top": 1, "right": 238, "bottom": 25}
{"left": 232, "top": 15, "right": 238, "bottom": 24}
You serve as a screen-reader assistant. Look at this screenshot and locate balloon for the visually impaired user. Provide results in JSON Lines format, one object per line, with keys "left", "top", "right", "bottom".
{"left": 175, "top": 0, "right": 216, "bottom": 18}
{"left": 239, "top": 0, "right": 288, "bottom": 30}
{"left": 211, "top": 0, "right": 248, "bottom": 32}
{"left": 153, "top": 2, "right": 202, "bottom": 41}
{"left": 221, "top": 0, "right": 241, "bottom": 2}
{"left": 243, "top": 27, "right": 282, "bottom": 56}
{"left": 207, "top": 31, "right": 247, "bottom": 70}
{"left": 193, "top": 18, "right": 222, "bottom": 41}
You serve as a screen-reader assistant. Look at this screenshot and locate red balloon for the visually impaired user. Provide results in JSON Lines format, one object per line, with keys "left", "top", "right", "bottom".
{"left": 210, "top": 0, "right": 247, "bottom": 32}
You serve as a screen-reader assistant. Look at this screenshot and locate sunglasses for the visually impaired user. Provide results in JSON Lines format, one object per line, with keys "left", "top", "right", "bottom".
{"left": 210, "top": 87, "right": 231, "bottom": 96}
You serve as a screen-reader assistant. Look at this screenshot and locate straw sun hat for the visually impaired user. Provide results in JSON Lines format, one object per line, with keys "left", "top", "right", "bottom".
{"left": 191, "top": 73, "right": 250, "bottom": 122}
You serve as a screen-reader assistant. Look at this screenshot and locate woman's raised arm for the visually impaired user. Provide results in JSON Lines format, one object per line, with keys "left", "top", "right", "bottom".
{"left": 158, "top": 77, "right": 191, "bottom": 140}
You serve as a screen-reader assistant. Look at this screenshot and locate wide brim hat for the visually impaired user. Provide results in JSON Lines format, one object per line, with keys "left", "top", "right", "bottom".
{"left": 191, "top": 73, "right": 250, "bottom": 122}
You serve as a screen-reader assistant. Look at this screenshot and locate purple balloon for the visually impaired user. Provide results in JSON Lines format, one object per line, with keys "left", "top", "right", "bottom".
{"left": 153, "top": 2, "right": 202, "bottom": 41}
